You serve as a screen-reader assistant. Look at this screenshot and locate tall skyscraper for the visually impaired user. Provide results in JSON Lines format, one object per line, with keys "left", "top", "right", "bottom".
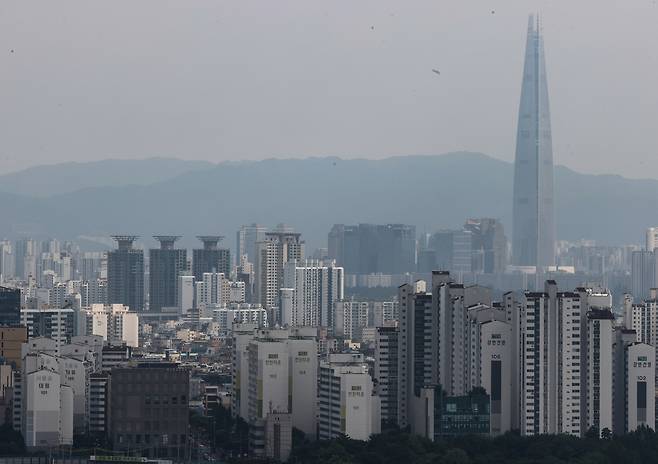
{"left": 512, "top": 15, "right": 556, "bottom": 267}
{"left": 149, "top": 236, "right": 187, "bottom": 312}
{"left": 107, "top": 236, "right": 144, "bottom": 312}
{"left": 237, "top": 224, "right": 267, "bottom": 265}
{"left": 192, "top": 236, "right": 231, "bottom": 280}
{"left": 464, "top": 218, "right": 508, "bottom": 273}
{"left": 631, "top": 250, "right": 658, "bottom": 300}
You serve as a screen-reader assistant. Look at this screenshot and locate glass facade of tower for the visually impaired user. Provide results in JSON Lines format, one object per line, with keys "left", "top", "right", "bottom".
{"left": 0, "top": 286, "right": 21, "bottom": 326}
{"left": 512, "top": 15, "right": 556, "bottom": 267}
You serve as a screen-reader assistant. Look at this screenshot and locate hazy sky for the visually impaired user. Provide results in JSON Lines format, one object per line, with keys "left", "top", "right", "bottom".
{"left": 1, "top": 0, "right": 657, "bottom": 177}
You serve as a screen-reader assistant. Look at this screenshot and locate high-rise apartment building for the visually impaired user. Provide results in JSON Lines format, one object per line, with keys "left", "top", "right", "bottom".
{"left": 0, "top": 240, "right": 15, "bottom": 280}
{"left": 149, "top": 236, "right": 187, "bottom": 313}
{"left": 334, "top": 301, "right": 370, "bottom": 339}
{"left": 281, "top": 259, "right": 343, "bottom": 328}
{"left": 192, "top": 236, "right": 231, "bottom": 280}
{"left": 254, "top": 232, "right": 304, "bottom": 322}
{"left": 20, "top": 308, "right": 75, "bottom": 347}
{"left": 375, "top": 326, "right": 399, "bottom": 427}
{"left": 195, "top": 272, "right": 230, "bottom": 308}
{"left": 397, "top": 279, "right": 434, "bottom": 429}
{"left": 647, "top": 227, "right": 658, "bottom": 252}
{"left": 512, "top": 15, "right": 556, "bottom": 267}
{"left": 107, "top": 236, "right": 144, "bottom": 312}
{"left": 328, "top": 224, "right": 416, "bottom": 275}
{"left": 511, "top": 282, "right": 582, "bottom": 436}
{"left": 612, "top": 332, "right": 656, "bottom": 434}
{"left": 318, "top": 353, "right": 381, "bottom": 441}
{"left": 584, "top": 309, "right": 614, "bottom": 436}
{"left": 232, "top": 326, "right": 318, "bottom": 440}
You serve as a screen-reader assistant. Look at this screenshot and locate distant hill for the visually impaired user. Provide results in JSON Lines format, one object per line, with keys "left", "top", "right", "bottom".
{"left": 0, "top": 157, "right": 214, "bottom": 197}
{"left": 0, "top": 153, "right": 654, "bottom": 249}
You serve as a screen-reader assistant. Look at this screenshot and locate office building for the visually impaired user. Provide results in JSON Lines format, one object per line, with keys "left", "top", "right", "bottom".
{"left": 631, "top": 251, "right": 657, "bottom": 300}
{"left": 108, "top": 363, "right": 189, "bottom": 457}
{"left": 0, "top": 286, "right": 20, "bottom": 326}
{"left": 464, "top": 218, "right": 508, "bottom": 273}
{"left": 328, "top": 223, "right": 416, "bottom": 275}
{"left": 434, "top": 389, "right": 490, "bottom": 438}
{"left": 318, "top": 353, "right": 381, "bottom": 441}
{"left": 237, "top": 224, "right": 267, "bottom": 266}
{"left": 512, "top": 15, "right": 556, "bottom": 267}
{"left": 107, "top": 236, "right": 144, "bottom": 312}
{"left": 423, "top": 229, "right": 474, "bottom": 274}
{"left": 149, "top": 236, "right": 187, "bottom": 313}
{"left": 192, "top": 236, "right": 231, "bottom": 280}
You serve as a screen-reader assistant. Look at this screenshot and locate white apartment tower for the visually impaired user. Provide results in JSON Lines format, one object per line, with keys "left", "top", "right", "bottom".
{"left": 514, "top": 281, "right": 582, "bottom": 436}
{"left": 466, "top": 304, "right": 513, "bottom": 435}
{"left": 281, "top": 259, "right": 343, "bottom": 328}
{"left": 254, "top": 232, "right": 304, "bottom": 324}
{"left": 318, "top": 353, "right": 381, "bottom": 441}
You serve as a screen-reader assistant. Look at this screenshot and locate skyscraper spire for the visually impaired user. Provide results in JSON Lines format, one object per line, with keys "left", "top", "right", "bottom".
{"left": 512, "top": 15, "right": 556, "bottom": 268}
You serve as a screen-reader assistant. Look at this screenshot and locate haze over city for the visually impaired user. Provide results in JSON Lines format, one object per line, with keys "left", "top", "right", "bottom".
{"left": 1, "top": 0, "right": 658, "bottom": 177}
{"left": 2, "top": 2, "right": 658, "bottom": 464}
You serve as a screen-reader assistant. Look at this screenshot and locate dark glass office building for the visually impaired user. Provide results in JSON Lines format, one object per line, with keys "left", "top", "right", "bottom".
{"left": 107, "top": 236, "right": 144, "bottom": 312}
{"left": 0, "top": 286, "right": 20, "bottom": 326}
{"left": 149, "top": 236, "right": 187, "bottom": 313}
{"left": 192, "top": 236, "right": 231, "bottom": 279}
{"left": 328, "top": 224, "right": 416, "bottom": 275}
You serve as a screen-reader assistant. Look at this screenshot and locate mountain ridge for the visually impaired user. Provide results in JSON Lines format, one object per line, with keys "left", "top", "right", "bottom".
{"left": 0, "top": 153, "right": 654, "bottom": 249}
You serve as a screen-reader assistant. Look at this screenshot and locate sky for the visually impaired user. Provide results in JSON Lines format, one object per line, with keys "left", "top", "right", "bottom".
{"left": 1, "top": 0, "right": 657, "bottom": 178}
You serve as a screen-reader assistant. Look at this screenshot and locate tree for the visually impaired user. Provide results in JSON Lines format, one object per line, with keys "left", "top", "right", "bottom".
{"left": 601, "top": 428, "right": 612, "bottom": 440}
{"left": 585, "top": 426, "right": 599, "bottom": 440}
{"left": 443, "top": 448, "right": 471, "bottom": 464}
{"left": 0, "top": 424, "right": 25, "bottom": 456}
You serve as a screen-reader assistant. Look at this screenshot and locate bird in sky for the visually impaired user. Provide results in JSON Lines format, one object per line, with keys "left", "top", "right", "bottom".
{"left": 432, "top": 69, "right": 440, "bottom": 75}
